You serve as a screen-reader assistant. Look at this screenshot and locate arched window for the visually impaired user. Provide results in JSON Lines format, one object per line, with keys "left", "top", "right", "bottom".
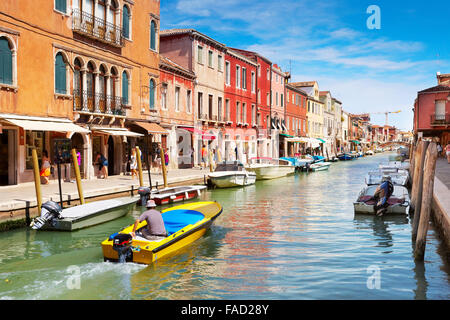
{"left": 122, "top": 71, "right": 129, "bottom": 105}
{"left": 0, "top": 37, "right": 13, "bottom": 85}
{"left": 122, "top": 5, "right": 130, "bottom": 39}
{"left": 150, "top": 20, "right": 156, "bottom": 50}
{"left": 55, "top": 52, "right": 67, "bottom": 94}
{"left": 149, "top": 79, "right": 155, "bottom": 110}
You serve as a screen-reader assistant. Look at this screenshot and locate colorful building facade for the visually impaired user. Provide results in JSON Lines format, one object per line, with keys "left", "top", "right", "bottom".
{"left": 0, "top": 0, "right": 161, "bottom": 185}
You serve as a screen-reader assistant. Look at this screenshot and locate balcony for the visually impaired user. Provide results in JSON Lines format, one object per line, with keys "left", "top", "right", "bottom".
{"left": 73, "top": 89, "right": 125, "bottom": 116}
{"left": 72, "top": 9, "right": 123, "bottom": 47}
{"left": 430, "top": 113, "right": 450, "bottom": 126}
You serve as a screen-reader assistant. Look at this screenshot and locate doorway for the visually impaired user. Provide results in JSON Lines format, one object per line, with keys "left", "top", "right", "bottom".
{"left": 108, "top": 136, "right": 115, "bottom": 175}
{"left": 0, "top": 129, "right": 16, "bottom": 186}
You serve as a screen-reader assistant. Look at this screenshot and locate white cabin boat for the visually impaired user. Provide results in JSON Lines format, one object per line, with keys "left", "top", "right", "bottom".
{"left": 208, "top": 161, "right": 256, "bottom": 188}
{"left": 245, "top": 158, "right": 295, "bottom": 180}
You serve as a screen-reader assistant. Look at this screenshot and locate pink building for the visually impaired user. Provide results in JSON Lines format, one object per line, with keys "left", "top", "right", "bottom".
{"left": 414, "top": 72, "right": 450, "bottom": 145}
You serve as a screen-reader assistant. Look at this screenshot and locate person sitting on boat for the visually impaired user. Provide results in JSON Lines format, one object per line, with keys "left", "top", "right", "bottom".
{"left": 372, "top": 176, "right": 394, "bottom": 216}
{"left": 131, "top": 200, "right": 167, "bottom": 241}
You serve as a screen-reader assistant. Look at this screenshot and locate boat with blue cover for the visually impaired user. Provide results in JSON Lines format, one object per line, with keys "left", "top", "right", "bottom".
{"left": 338, "top": 153, "right": 353, "bottom": 161}
{"left": 102, "top": 201, "right": 222, "bottom": 264}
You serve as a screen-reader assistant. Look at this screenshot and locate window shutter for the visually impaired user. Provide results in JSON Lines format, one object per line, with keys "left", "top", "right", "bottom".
{"left": 55, "top": 0, "right": 66, "bottom": 13}
{"left": 150, "top": 21, "right": 156, "bottom": 50}
{"left": 149, "top": 79, "right": 155, "bottom": 109}
{"left": 122, "top": 72, "right": 128, "bottom": 105}
{"left": 122, "top": 6, "right": 129, "bottom": 38}
{"left": 0, "top": 38, "right": 12, "bottom": 85}
{"left": 55, "top": 53, "right": 66, "bottom": 94}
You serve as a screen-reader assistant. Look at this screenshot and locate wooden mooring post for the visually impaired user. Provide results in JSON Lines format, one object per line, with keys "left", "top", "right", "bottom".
{"left": 413, "top": 142, "right": 438, "bottom": 261}
{"left": 410, "top": 140, "right": 429, "bottom": 214}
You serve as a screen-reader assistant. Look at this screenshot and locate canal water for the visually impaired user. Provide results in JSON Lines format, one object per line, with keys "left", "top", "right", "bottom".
{"left": 0, "top": 153, "right": 449, "bottom": 300}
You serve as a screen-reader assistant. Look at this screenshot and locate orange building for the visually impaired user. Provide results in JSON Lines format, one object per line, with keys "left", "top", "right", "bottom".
{"left": 0, "top": 0, "right": 161, "bottom": 185}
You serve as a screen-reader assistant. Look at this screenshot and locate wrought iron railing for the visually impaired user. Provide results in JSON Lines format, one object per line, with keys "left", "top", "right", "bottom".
{"left": 73, "top": 89, "right": 124, "bottom": 115}
{"left": 430, "top": 113, "right": 450, "bottom": 125}
{"left": 72, "top": 9, "right": 123, "bottom": 47}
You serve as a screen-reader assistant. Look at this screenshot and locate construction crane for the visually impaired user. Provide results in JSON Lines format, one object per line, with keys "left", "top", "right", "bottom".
{"left": 368, "top": 110, "right": 402, "bottom": 126}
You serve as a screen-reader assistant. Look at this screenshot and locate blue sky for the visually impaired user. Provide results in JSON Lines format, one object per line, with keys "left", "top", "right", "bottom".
{"left": 160, "top": 0, "right": 450, "bottom": 131}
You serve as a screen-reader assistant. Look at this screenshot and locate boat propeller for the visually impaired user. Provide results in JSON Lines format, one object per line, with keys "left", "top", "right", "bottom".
{"left": 30, "top": 201, "right": 63, "bottom": 230}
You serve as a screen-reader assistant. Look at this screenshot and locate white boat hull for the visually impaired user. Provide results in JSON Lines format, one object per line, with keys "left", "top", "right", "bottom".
{"left": 246, "top": 165, "right": 295, "bottom": 180}
{"left": 353, "top": 185, "right": 410, "bottom": 215}
{"left": 353, "top": 202, "right": 409, "bottom": 215}
{"left": 309, "top": 162, "right": 331, "bottom": 172}
{"left": 39, "top": 196, "right": 138, "bottom": 231}
{"left": 209, "top": 172, "right": 256, "bottom": 188}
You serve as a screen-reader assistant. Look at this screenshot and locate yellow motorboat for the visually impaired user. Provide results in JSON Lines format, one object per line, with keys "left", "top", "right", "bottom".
{"left": 102, "top": 201, "right": 223, "bottom": 264}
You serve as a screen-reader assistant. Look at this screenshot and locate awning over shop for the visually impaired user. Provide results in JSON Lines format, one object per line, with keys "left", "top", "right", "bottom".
{"left": 178, "top": 127, "right": 216, "bottom": 140}
{"left": 0, "top": 114, "right": 90, "bottom": 133}
{"left": 286, "top": 137, "right": 310, "bottom": 143}
{"left": 351, "top": 140, "right": 361, "bottom": 144}
{"left": 316, "top": 138, "right": 326, "bottom": 143}
{"left": 93, "top": 127, "right": 144, "bottom": 137}
{"left": 280, "top": 133, "right": 293, "bottom": 138}
{"left": 133, "top": 121, "right": 168, "bottom": 135}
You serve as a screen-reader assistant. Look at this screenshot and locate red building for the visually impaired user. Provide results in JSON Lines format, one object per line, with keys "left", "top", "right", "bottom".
{"left": 284, "top": 84, "right": 308, "bottom": 156}
{"left": 413, "top": 72, "right": 450, "bottom": 144}
{"left": 223, "top": 49, "right": 258, "bottom": 162}
{"left": 228, "top": 48, "right": 273, "bottom": 158}
{"left": 285, "top": 84, "right": 308, "bottom": 137}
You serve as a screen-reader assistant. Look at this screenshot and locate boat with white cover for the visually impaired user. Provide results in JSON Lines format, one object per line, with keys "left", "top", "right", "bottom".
{"left": 208, "top": 161, "right": 256, "bottom": 188}
{"left": 30, "top": 195, "right": 138, "bottom": 231}
{"left": 245, "top": 157, "right": 295, "bottom": 180}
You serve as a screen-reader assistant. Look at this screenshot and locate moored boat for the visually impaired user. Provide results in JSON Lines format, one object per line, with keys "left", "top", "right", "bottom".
{"left": 208, "top": 161, "right": 256, "bottom": 188}
{"left": 138, "top": 185, "right": 207, "bottom": 206}
{"left": 245, "top": 157, "right": 295, "bottom": 180}
{"left": 309, "top": 162, "right": 331, "bottom": 172}
{"left": 353, "top": 185, "right": 410, "bottom": 215}
{"left": 338, "top": 153, "right": 353, "bottom": 160}
{"left": 365, "top": 170, "right": 409, "bottom": 187}
{"left": 102, "top": 201, "right": 223, "bottom": 264}
{"left": 30, "top": 196, "right": 138, "bottom": 231}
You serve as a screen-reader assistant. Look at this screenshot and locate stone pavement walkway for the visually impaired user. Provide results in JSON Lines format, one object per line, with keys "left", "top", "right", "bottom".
{"left": 433, "top": 157, "right": 450, "bottom": 247}
{"left": 0, "top": 168, "right": 210, "bottom": 212}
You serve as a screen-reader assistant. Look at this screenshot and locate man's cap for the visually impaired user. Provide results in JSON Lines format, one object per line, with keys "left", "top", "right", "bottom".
{"left": 146, "top": 200, "right": 157, "bottom": 208}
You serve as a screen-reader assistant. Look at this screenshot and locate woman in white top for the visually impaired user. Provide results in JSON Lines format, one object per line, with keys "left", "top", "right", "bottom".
{"left": 130, "top": 148, "right": 138, "bottom": 179}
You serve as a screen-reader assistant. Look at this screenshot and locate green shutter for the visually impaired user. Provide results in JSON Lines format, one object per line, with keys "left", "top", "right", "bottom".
{"left": 122, "top": 6, "right": 129, "bottom": 38}
{"left": 149, "top": 79, "right": 155, "bottom": 110}
{"left": 0, "top": 38, "right": 12, "bottom": 85}
{"left": 150, "top": 21, "right": 156, "bottom": 50}
{"left": 55, "top": 0, "right": 66, "bottom": 13}
{"left": 122, "top": 72, "right": 128, "bottom": 104}
{"left": 55, "top": 53, "right": 66, "bottom": 94}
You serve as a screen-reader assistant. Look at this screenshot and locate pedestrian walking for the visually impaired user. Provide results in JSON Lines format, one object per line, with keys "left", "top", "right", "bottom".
{"left": 96, "top": 153, "right": 108, "bottom": 179}
{"left": 164, "top": 148, "right": 169, "bottom": 174}
{"left": 130, "top": 148, "right": 137, "bottom": 179}
{"left": 446, "top": 141, "right": 450, "bottom": 164}
{"left": 40, "top": 150, "right": 51, "bottom": 185}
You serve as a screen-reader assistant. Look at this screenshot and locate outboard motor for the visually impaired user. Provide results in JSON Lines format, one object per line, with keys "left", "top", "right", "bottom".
{"left": 30, "top": 201, "right": 62, "bottom": 230}
{"left": 112, "top": 233, "right": 133, "bottom": 263}
{"left": 138, "top": 186, "right": 151, "bottom": 206}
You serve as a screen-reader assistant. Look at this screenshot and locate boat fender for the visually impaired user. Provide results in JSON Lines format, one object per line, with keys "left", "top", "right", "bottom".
{"left": 196, "top": 189, "right": 201, "bottom": 196}
{"left": 185, "top": 192, "right": 189, "bottom": 199}
{"left": 170, "top": 195, "right": 176, "bottom": 200}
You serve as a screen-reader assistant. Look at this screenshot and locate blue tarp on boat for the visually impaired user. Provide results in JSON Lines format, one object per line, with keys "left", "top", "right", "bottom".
{"left": 162, "top": 209, "right": 205, "bottom": 235}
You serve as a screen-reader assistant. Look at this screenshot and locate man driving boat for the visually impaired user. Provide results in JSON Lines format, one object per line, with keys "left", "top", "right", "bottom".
{"left": 131, "top": 200, "right": 167, "bottom": 240}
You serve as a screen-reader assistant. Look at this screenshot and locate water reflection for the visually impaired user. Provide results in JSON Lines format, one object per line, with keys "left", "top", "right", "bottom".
{"left": 353, "top": 214, "right": 410, "bottom": 250}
